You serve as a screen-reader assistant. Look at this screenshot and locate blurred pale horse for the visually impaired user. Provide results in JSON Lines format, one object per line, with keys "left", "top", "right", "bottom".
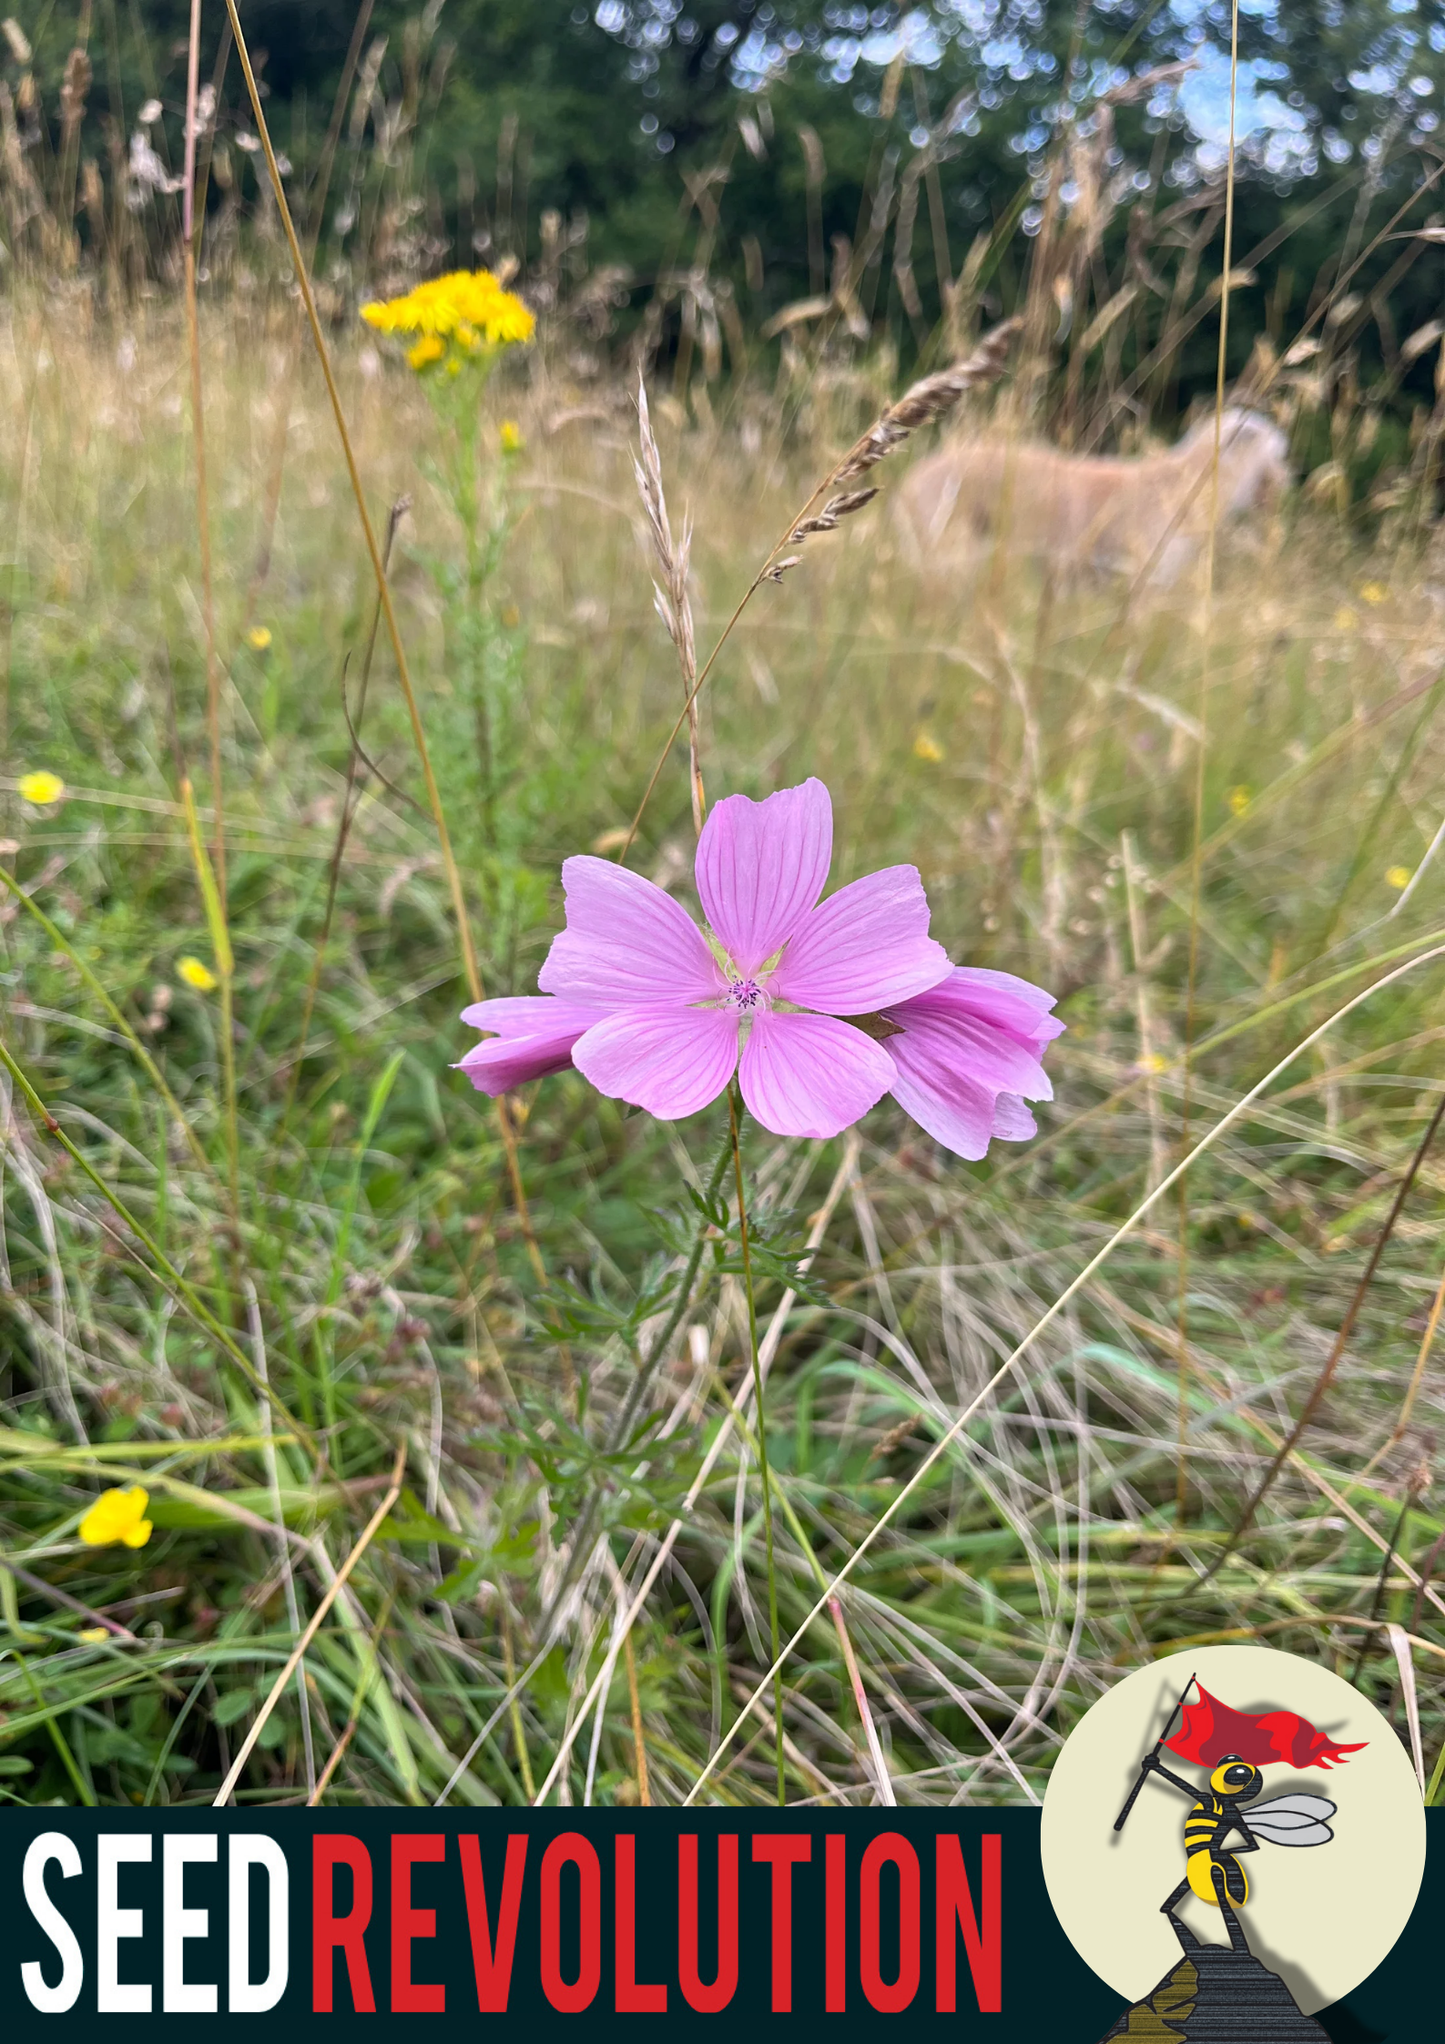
{"left": 896, "top": 407, "right": 1290, "bottom": 591}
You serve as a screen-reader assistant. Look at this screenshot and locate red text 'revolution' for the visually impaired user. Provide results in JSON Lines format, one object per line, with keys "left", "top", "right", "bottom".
{"left": 312, "top": 1830, "right": 1001, "bottom": 2016}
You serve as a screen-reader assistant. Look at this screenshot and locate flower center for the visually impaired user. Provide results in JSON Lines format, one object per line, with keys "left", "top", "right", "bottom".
{"left": 724, "top": 977, "right": 769, "bottom": 1012}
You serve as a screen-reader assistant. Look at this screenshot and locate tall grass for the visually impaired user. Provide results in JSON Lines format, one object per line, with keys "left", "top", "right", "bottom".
{"left": 2, "top": 286, "right": 1443, "bottom": 1808}
{"left": 2, "top": 9, "right": 1445, "bottom": 1806}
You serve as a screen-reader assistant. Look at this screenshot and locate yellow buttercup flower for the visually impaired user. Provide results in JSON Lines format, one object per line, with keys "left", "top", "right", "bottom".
{"left": 1228, "top": 785, "right": 1251, "bottom": 817}
{"left": 19, "top": 770, "right": 65, "bottom": 805}
{"left": 79, "top": 1486, "right": 153, "bottom": 1549}
{"left": 1386, "top": 865, "right": 1412, "bottom": 890}
{"left": 178, "top": 955, "right": 218, "bottom": 992}
{"left": 361, "top": 271, "right": 535, "bottom": 376}
{"left": 500, "top": 419, "right": 522, "bottom": 452}
{"left": 913, "top": 730, "right": 944, "bottom": 763}
{"left": 245, "top": 625, "right": 272, "bottom": 651}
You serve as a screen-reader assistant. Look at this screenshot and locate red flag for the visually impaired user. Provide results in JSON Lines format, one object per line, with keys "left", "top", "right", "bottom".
{"left": 1163, "top": 1682, "right": 1367, "bottom": 1771}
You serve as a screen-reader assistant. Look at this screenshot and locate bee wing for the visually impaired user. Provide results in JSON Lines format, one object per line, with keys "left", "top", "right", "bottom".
{"left": 1247, "top": 1794, "right": 1336, "bottom": 1846}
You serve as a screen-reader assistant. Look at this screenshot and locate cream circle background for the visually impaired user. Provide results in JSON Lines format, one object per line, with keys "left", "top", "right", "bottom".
{"left": 1040, "top": 1645, "right": 1425, "bottom": 2014}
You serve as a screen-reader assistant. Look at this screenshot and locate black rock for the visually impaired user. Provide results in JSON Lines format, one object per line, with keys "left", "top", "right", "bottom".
{"left": 1101, "top": 1938, "right": 1331, "bottom": 2043}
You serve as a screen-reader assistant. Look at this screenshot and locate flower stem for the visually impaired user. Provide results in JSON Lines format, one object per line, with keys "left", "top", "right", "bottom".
{"left": 607, "top": 1124, "right": 734, "bottom": 1450}
{"left": 553, "top": 1125, "right": 734, "bottom": 1628}
{"left": 729, "top": 1084, "right": 785, "bottom": 1806}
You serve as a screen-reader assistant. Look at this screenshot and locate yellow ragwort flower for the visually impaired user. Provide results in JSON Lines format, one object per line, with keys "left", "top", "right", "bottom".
{"left": 1360, "top": 581, "right": 1388, "bottom": 605}
{"left": 913, "top": 731, "right": 944, "bottom": 763}
{"left": 1386, "top": 865, "right": 1412, "bottom": 890}
{"left": 18, "top": 770, "right": 66, "bottom": 806}
{"left": 245, "top": 625, "right": 272, "bottom": 651}
{"left": 1228, "top": 785, "right": 1251, "bottom": 817}
{"left": 79, "top": 1486, "right": 153, "bottom": 1549}
{"left": 500, "top": 419, "right": 523, "bottom": 452}
{"left": 407, "top": 333, "right": 446, "bottom": 371}
{"left": 360, "top": 270, "right": 535, "bottom": 367}
{"left": 178, "top": 955, "right": 219, "bottom": 992}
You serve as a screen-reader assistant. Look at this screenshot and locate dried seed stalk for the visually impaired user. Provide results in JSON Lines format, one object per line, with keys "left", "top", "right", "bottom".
{"left": 831, "top": 316, "right": 1022, "bottom": 482}
{"left": 634, "top": 378, "right": 704, "bottom": 835}
{"left": 620, "top": 317, "right": 1020, "bottom": 860}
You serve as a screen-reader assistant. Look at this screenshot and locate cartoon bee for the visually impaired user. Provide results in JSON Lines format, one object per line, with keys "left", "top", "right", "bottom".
{"left": 1137, "top": 1749, "right": 1337, "bottom": 1949}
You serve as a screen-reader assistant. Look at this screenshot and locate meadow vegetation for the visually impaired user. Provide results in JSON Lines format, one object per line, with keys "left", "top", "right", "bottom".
{"left": 2, "top": 8, "right": 1445, "bottom": 1812}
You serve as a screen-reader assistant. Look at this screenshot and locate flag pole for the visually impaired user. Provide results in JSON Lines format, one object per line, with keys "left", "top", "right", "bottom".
{"left": 1114, "top": 1671, "right": 1197, "bottom": 1832}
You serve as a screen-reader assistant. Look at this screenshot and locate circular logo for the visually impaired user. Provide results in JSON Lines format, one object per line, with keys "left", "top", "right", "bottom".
{"left": 1041, "top": 1644, "right": 1425, "bottom": 2017}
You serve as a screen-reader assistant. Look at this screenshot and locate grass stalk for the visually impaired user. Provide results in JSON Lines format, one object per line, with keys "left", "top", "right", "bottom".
{"left": 1203, "top": 1084, "right": 1445, "bottom": 1584}
{"left": 213, "top": 1442, "right": 405, "bottom": 1806}
{"left": 729, "top": 1083, "right": 784, "bottom": 1806}
{"left": 1175, "top": 0, "right": 1242, "bottom": 1529}
{"left": 618, "top": 320, "right": 1018, "bottom": 862}
{"left": 179, "top": 776, "right": 239, "bottom": 1230}
{"left": 275, "top": 495, "right": 408, "bottom": 1149}
{"left": 219, "top": 0, "right": 544, "bottom": 1285}
{"left": 12, "top": 1648, "right": 95, "bottom": 1805}
{"left": 183, "top": 0, "right": 225, "bottom": 901}
{"left": 0, "top": 1035, "right": 310, "bottom": 1444}
{"left": 624, "top": 1629, "right": 651, "bottom": 1806}
{"left": 0, "top": 864, "right": 215, "bottom": 1179}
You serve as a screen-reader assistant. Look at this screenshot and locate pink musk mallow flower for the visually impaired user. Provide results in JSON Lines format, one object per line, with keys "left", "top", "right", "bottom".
{"left": 456, "top": 779, "right": 1062, "bottom": 1157}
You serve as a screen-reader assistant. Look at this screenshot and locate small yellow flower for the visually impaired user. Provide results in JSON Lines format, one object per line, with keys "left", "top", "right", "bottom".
{"left": 501, "top": 603, "right": 521, "bottom": 629}
{"left": 500, "top": 419, "right": 522, "bottom": 452}
{"left": 79, "top": 1627, "right": 109, "bottom": 1644}
{"left": 913, "top": 730, "right": 944, "bottom": 763}
{"left": 78, "top": 1486, "right": 153, "bottom": 1549}
{"left": 245, "top": 625, "right": 272, "bottom": 651}
{"left": 406, "top": 333, "right": 445, "bottom": 372}
{"left": 1386, "top": 865, "right": 1412, "bottom": 890}
{"left": 177, "top": 955, "right": 218, "bottom": 992}
{"left": 1360, "top": 581, "right": 1388, "bottom": 605}
{"left": 361, "top": 271, "right": 535, "bottom": 356}
{"left": 18, "top": 770, "right": 65, "bottom": 806}
{"left": 1228, "top": 785, "right": 1251, "bottom": 818}
{"left": 1139, "top": 1051, "right": 1169, "bottom": 1074}
{"left": 1334, "top": 606, "right": 1358, "bottom": 632}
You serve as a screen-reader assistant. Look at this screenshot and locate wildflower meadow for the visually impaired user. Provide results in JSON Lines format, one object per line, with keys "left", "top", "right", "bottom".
{"left": 2, "top": 2, "right": 1445, "bottom": 1818}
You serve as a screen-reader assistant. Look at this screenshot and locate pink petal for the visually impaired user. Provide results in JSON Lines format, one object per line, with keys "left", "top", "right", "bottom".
{"left": 454, "top": 996, "right": 602, "bottom": 1095}
{"left": 695, "top": 778, "right": 833, "bottom": 975}
{"left": 738, "top": 1011, "right": 894, "bottom": 1139}
{"left": 990, "top": 1093, "right": 1038, "bottom": 1142}
{"left": 883, "top": 984, "right": 1057, "bottom": 1161}
{"left": 572, "top": 1007, "right": 740, "bottom": 1119}
{"left": 888, "top": 1001, "right": 1052, "bottom": 1101}
{"left": 769, "top": 866, "right": 950, "bottom": 1014}
{"left": 459, "top": 996, "right": 601, "bottom": 1034}
{"left": 948, "top": 966, "right": 1059, "bottom": 1013}
{"left": 538, "top": 856, "right": 724, "bottom": 1009}
{"left": 890, "top": 1063, "right": 998, "bottom": 1161}
{"left": 938, "top": 967, "right": 1066, "bottom": 1053}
